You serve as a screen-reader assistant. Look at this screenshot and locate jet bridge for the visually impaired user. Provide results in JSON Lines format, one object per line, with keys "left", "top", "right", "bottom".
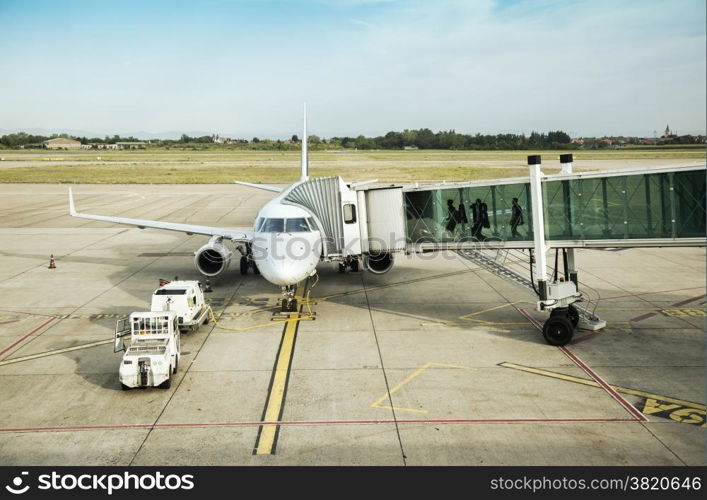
{"left": 280, "top": 158, "right": 705, "bottom": 345}
{"left": 403, "top": 162, "right": 706, "bottom": 250}
{"left": 280, "top": 161, "right": 705, "bottom": 259}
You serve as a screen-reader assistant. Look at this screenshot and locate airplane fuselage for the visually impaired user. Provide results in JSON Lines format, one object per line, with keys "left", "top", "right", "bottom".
{"left": 250, "top": 188, "right": 322, "bottom": 287}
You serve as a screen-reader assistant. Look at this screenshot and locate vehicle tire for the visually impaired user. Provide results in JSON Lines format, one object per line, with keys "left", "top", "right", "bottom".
{"left": 542, "top": 315, "right": 574, "bottom": 346}
{"left": 252, "top": 261, "right": 260, "bottom": 275}
{"left": 350, "top": 259, "right": 359, "bottom": 272}
{"left": 240, "top": 256, "right": 249, "bottom": 275}
{"left": 338, "top": 263, "right": 346, "bottom": 273}
{"left": 173, "top": 357, "right": 178, "bottom": 374}
{"left": 121, "top": 383, "right": 131, "bottom": 391}
{"left": 160, "top": 373, "right": 172, "bottom": 389}
{"left": 567, "top": 304, "right": 580, "bottom": 328}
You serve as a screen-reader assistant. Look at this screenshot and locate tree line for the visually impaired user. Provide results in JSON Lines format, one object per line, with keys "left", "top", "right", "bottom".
{"left": 1, "top": 129, "right": 703, "bottom": 150}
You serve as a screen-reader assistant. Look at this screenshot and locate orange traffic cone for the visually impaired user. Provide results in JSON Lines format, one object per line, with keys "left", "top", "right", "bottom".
{"left": 204, "top": 279, "right": 213, "bottom": 293}
{"left": 48, "top": 254, "right": 56, "bottom": 269}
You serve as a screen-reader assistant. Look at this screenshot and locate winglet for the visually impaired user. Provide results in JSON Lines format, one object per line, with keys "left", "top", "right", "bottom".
{"left": 68, "top": 187, "right": 77, "bottom": 216}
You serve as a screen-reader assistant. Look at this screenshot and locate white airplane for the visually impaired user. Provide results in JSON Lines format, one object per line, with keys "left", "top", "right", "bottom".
{"left": 69, "top": 106, "right": 370, "bottom": 312}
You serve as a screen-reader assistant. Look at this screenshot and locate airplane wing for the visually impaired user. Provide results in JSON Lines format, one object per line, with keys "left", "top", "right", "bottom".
{"left": 68, "top": 189, "right": 253, "bottom": 241}
{"left": 234, "top": 181, "right": 283, "bottom": 193}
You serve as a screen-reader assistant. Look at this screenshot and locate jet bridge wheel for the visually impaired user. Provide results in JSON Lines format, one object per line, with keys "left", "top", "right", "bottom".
{"left": 543, "top": 314, "right": 574, "bottom": 346}
{"left": 551, "top": 305, "right": 580, "bottom": 329}
{"left": 567, "top": 305, "right": 580, "bottom": 328}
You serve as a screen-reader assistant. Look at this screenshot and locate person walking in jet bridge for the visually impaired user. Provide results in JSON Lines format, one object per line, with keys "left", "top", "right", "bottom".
{"left": 509, "top": 197, "right": 524, "bottom": 238}
{"left": 470, "top": 198, "right": 489, "bottom": 240}
{"left": 457, "top": 201, "right": 468, "bottom": 237}
{"left": 445, "top": 199, "right": 458, "bottom": 234}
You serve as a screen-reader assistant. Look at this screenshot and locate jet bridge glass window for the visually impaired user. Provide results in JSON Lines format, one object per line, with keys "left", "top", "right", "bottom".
{"left": 285, "top": 218, "right": 311, "bottom": 232}
{"left": 343, "top": 203, "right": 357, "bottom": 224}
{"left": 261, "top": 218, "right": 284, "bottom": 232}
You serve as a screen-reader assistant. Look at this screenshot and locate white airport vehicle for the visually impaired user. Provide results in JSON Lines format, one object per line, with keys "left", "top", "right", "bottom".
{"left": 115, "top": 311, "right": 180, "bottom": 390}
{"left": 114, "top": 280, "right": 208, "bottom": 389}
{"left": 150, "top": 280, "right": 209, "bottom": 331}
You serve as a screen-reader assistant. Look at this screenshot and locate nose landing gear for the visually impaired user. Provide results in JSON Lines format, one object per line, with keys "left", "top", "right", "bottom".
{"left": 280, "top": 285, "right": 298, "bottom": 312}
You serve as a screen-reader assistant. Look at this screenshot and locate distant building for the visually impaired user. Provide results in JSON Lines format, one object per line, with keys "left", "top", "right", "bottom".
{"left": 43, "top": 138, "right": 81, "bottom": 149}
{"left": 662, "top": 124, "right": 676, "bottom": 138}
{"left": 116, "top": 142, "right": 147, "bottom": 149}
{"left": 82, "top": 143, "right": 119, "bottom": 150}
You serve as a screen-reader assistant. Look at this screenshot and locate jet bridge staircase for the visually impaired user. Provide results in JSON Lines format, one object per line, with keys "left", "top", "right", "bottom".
{"left": 458, "top": 246, "right": 605, "bottom": 332}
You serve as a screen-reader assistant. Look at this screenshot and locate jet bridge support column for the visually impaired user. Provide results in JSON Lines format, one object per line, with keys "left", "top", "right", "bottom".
{"left": 567, "top": 248, "right": 578, "bottom": 288}
{"left": 559, "top": 153, "right": 573, "bottom": 175}
{"left": 528, "top": 155, "right": 548, "bottom": 301}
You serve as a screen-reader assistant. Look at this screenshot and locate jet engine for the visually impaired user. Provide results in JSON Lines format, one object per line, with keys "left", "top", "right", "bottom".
{"left": 364, "top": 252, "right": 394, "bottom": 274}
{"left": 194, "top": 239, "right": 233, "bottom": 276}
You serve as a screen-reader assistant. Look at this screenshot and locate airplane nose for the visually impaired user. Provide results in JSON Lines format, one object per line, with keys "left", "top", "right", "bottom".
{"left": 270, "top": 259, "right": 313, "bottom": 285}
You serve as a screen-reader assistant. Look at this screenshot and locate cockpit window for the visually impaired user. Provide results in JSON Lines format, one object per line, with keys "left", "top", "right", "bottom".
{"left": 255, "top": 217, "right": 265, "bottom": 231}
{"left": 261, "top": 218, "right": 284, "bottom": 232}
{"left": 286, "top": 218, "right": 311, "bottom": 232}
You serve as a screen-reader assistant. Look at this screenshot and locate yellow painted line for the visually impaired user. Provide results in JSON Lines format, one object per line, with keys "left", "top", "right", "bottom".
{"left": 0, "top": 339, "right": 113, "bottom": 367}
{"left": 371, "top": 362, "right": 476, "bottom": 413}
{"left": 459, "top": 302, "right": 518, "bottom": 320}
{"left": 500, "top": 362, "right": 705, "bottom": 411}
{"left": 371, "top": 362, "right": 431, "bottom": 409}
{"left": 661, "top": 308, "right": 706, "bottom": 317}
{"left": 457, "top": 302, "right": 529, "bottom": 326}
{"left": 255, "top": 281, "right": 306, "bottom": 456}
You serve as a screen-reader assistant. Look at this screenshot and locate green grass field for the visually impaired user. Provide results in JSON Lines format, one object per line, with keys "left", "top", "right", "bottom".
{"left": 0, "top": 148, "right": 703, "bottom": 184}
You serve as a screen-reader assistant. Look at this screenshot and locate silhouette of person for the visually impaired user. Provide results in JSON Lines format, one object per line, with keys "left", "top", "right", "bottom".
{"left": 510, "top": 197, "right": 524, "bottom": 237}
{"left": 470, "top": 198, "right": 489, "bottom": 240}
{"left": 457, "top": 202, "right": 468, "bottom": 225}
{"left": 445, "top": 199, "right": 457, "bottom": 233}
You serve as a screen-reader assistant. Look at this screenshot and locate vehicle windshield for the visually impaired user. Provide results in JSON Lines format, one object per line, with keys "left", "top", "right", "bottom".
{"left": 154, "top": 289, "right": 187, "bottom": 295}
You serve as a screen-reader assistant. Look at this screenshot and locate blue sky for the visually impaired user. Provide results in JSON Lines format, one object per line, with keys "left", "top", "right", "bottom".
{"left": 0, "top": 0, "right": 704, "bottom": 138}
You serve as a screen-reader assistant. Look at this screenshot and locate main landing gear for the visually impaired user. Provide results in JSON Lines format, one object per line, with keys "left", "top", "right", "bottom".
{"left": 542, "top": 304, "right": 579, "bottom": 346}
{"left": 280, "top": 285, "right": 298, "bottom": 312}
{"left": 239, "top": 244, "right": 259, "bottom": 275}
{"left": 337, "top": 257, "right": 360, "bottom": 273}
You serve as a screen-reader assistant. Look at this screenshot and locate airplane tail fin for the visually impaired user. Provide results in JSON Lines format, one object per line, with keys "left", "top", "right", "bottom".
{"left": 300, "top": 102, "right": 308, "bottom": 182}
